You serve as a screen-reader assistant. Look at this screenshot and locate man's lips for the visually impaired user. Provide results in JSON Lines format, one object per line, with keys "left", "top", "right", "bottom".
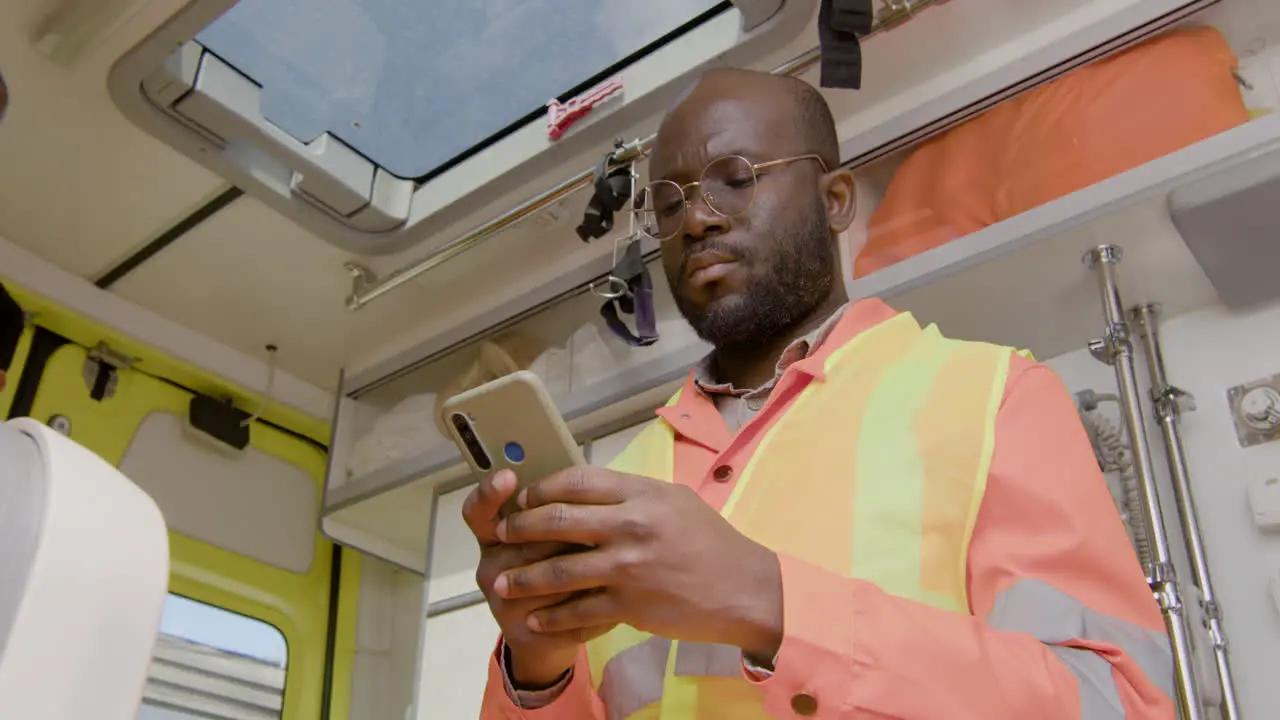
{"left": 684, "top": 252, "right": 738, "bottom": 287}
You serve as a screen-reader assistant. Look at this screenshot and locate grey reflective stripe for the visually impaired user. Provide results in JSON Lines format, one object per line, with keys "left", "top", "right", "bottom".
{"left": 597, "top": 639, "right": 746, "bottom": 719}
{"left": 673, "top": 642, "right": 744, "bottom": 678}
{"left": 599, "top": 637, "right": 671, "bottom": 720}
{"left": 1050, "top": 646, "right": 1126, "bottom": 719}
{"left": 985, "top": 578, "right": 1175, "bottom": 702}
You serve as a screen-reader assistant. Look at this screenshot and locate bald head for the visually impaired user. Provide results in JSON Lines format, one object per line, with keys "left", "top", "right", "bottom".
{"left": 658, "top": 68, "right": 840, "bottom": 170}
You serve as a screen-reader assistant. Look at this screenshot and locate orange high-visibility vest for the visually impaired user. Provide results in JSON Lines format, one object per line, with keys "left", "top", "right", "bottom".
{"left": 587, "top": 312, "right": 1019, "bottom": 718}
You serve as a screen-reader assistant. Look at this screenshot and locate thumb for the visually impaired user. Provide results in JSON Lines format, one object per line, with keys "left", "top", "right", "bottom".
{"left": 462, "top": 469, "right": 519, "bottom": 544}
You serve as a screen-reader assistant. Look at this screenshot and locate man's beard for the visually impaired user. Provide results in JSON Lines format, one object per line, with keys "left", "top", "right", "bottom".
{"left": 673, "top": 198, "right": 835, "bottom": 350}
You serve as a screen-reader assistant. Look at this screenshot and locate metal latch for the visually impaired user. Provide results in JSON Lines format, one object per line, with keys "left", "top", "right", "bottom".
{"left": 82, "top": 342, "right": 136, "bottom": 401}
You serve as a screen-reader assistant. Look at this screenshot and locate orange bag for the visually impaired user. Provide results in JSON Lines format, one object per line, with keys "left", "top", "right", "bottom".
{"left": 855, "top": 27, "right": 1250, "bottom": 278}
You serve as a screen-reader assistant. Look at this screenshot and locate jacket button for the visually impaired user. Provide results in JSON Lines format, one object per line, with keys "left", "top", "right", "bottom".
{"left": 791, "top": 693, "right": 819, "bottom": 715}
{"left": 713, "top": 465, "right": 734, "bottom": 481}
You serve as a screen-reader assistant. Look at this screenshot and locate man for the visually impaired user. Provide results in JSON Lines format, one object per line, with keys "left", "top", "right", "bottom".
{"left": 464, "top": 68, "right": 1174, "bottom": 718}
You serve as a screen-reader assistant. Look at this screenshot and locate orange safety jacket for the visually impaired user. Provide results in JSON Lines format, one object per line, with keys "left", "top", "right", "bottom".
{"left": 480, "top": 299, "right": 1175, "bottom": 719}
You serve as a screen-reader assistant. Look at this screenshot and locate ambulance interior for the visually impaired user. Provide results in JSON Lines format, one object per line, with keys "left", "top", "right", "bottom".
{"left": 2, "top": 0, "right": 1280, "bottom": 717}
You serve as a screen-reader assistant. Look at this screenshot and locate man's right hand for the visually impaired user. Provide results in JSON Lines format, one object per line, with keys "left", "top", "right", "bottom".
{"left": 463, "top": 469, "right": 615, "bottom": 689}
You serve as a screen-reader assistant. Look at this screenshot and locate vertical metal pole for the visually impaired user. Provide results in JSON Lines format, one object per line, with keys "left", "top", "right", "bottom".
{"left": 1132, "top": 304, "right": 1240, "bottom": 720}
{"left": 1083, "top": 246, "right": 1203, "bottom": 720}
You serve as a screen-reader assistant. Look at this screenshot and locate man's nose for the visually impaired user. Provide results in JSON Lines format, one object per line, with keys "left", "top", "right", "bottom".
{"left": 681, "top": 193, "right": 729, "bottom": 242}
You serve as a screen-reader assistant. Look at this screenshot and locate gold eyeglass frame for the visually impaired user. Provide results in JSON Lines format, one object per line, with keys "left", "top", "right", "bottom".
{"left": 637, "top": 153, "right": 830, "bottom": 241}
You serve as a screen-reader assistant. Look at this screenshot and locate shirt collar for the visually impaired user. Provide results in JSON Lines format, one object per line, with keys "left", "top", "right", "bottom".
{"left": 656, "top": 298, "right": 903, "bottom": 452}
{"left": 693, "top": 300, "right": 850, "bottom": 398}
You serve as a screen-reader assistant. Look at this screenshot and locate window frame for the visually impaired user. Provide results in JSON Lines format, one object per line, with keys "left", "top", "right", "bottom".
{"left": 108, "top": 0, "right": 810, "bottom": 256}
{"left": 142, "top": 591, "right": 293, "bottom": 718}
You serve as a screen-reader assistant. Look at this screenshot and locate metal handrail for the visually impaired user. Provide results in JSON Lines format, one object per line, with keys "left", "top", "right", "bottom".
{"left": 346, "top": 0, "right": 941, "bottom": 311}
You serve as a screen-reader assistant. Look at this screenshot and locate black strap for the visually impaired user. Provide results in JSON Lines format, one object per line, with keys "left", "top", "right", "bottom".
{"left": 576, "top": 153, "right": 635, "bottom": 242}
{"left": 599, "top": 239, "right": 659, "bottom": 347}
{"left": 831, "top": 0, "right": 874, "bottom": 33}
{"left": 818, "top": 0, "right": 874, "bottom": 90}
{"left": 0, "top": 283, "right": 23, "bottom": 372}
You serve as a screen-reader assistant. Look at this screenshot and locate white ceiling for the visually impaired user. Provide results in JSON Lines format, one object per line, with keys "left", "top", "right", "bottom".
{"left": 108, "top": 189, "right": 612, "bottom": 388}
{"left": 0, "top": 0, "right": 224, "bottom": 278}
{"left": 0, "top": 0, "right": 623, "bottom": 389}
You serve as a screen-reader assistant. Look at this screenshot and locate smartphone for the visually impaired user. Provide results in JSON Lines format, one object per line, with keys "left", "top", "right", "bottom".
{"left": 441, "top": 370, "right": 586, "bottom": 517}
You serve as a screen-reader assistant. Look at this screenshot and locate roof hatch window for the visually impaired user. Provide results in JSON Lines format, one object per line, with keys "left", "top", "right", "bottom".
{"left": 196, "top": 0, "right": 731, "bottom": 180}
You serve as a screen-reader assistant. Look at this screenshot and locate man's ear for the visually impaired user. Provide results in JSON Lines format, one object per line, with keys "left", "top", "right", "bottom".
{"left": 821, "top": 168, "right": 857, "bottom": 234}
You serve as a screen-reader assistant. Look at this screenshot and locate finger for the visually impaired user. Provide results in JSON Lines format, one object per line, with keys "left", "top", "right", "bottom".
{"left": 520, "top": 466, "right": 630, "bottom": 510}
{"left": 494, "top": 550, "right": 613, "bottom": 599}
{"left": 508, "top": 591, "right": 575, "bottom": 612}
{"left": 537, "top": 623, "right": 619, "bottom": 646}
{"left": 497, "top": 503, "right": 616, "bottom": 546}
{"left": 489, "top": 541, "right": 577, "bottom": 568}
{"left": 528, "top": 591, "right": 624, "bottom": 634}
{"left": 462, "top": 470, "right": 518, "bottom": 543}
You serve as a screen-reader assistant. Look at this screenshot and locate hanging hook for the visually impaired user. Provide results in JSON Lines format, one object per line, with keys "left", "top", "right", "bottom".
{"left": 241, "top": 344, "right": 278, "bottom": 427}
{"left": 590, "top": 159, "right": 640, "bottom": 300}
{"left": 589, "top": 276, "right": 630, "bottom": 299}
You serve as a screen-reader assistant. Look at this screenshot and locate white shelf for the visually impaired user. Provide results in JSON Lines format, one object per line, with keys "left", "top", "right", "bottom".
{"left": 321, "top": 110, "right": 1280, "bottom": 573}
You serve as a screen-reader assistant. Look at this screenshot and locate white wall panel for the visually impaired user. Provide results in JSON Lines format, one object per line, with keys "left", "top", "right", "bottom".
{"left": 1045, "top": 300, "right": 1280, "bottom": 719}
{"left": 427, "top": 486, "right": 482, "bottom": 604}
{"left": 416, "top": 603, "right": 501, "bottom": 720}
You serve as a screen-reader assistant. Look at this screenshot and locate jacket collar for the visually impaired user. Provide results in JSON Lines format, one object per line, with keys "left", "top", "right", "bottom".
{"left": 657, "top": 298, "right": 902, "bottom": 449}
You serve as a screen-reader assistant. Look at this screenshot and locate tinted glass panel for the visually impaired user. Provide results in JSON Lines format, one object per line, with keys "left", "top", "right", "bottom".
{"left": 198, "top": 0, "right": 729, "bottom": 178}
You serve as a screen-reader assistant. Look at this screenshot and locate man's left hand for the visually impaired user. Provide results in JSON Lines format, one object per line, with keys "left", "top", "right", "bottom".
{"left": 491, "top": 467, "right": 783, "bottom": 661}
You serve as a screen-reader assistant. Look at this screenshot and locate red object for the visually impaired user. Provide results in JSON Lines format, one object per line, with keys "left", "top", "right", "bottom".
{"left": 547, "top": 76, "right": 624, "bottom": 141}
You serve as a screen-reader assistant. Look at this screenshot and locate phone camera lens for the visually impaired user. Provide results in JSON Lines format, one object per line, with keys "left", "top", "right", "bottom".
{"left": 451, "top": 413, "right": 492, "bottom": 471}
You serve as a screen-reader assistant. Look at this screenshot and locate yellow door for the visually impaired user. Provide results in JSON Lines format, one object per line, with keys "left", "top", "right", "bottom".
{"left": 19, "top": 339, "right": 356, "bottom": 719}
{"left": 0, "top": 283, "right": 30, "bottom": 418}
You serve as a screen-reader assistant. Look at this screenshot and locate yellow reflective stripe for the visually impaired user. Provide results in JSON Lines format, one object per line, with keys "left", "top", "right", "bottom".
{"left": 659, "top": 640, "right": 696, "bottom": 718}
{"left": 607, "top": 418, "right": 676, "bottom": 483}
{"left": 911, "top": 339, "right": 1009, "bottom": 607}
{"left": 916, "top": 587, "right": 965, "bottom": 612}
{"left": 850, "top": 325, "right": 952, "bottom": 597}
{"left": 671, "top": 643, "right": 775, "bottom": 719}
{"left": 722, "top": 312, "right": 922, "bottom": 521}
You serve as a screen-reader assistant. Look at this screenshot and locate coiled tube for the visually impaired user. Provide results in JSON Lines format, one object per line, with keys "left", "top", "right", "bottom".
{"left": 1076, "top": 389, "right": 1153, "bottom": 567}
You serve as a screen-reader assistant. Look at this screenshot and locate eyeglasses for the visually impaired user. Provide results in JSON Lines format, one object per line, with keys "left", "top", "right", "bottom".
{"left": 636, "top": 154, "right": 829, "bottom": 241}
